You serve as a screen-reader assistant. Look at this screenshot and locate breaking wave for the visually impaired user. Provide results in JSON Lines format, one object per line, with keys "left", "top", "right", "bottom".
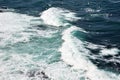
{"left": 0, "top": 7, "right": 120, "bottom": 80}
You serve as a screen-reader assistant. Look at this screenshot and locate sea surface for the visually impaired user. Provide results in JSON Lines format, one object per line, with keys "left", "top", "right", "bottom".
{"left": 0, "top": 0, "right": 120, "bottom": 80}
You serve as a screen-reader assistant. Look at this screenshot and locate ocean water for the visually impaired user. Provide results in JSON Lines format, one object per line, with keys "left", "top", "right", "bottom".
{"left": 0, "top": 0, "right": 120, "bottom": 80}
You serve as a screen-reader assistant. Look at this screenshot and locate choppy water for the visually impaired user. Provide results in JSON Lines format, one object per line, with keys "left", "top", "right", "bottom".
{"left": 0, "top": 0, "right": 120, "bottom": 80}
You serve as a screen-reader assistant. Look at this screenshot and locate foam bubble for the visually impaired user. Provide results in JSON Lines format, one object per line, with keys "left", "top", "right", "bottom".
{"left": 0, "top": 12, "right": 35, "bottom": 45}
{"left": 45, "top": 62, "right": 84, "bottom": 80}
{"left": 40, "top": 7, "right": 80, "bottom": 27}
{"left": 100, "top": 48, "right": 119, "bottom": 56}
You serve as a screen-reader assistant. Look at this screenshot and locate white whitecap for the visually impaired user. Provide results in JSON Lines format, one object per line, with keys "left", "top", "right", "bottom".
{"left": 59, "top": 26, "right": 120, "bottom": 80}
{"left": 100, "top": 48, "right": 119, "bottom": 56}
{"left": 84, "top": 8, "right": 101, "bottom": 13}
{"left": 0, "top": 12, "right": 57, "bottom": 45}
{"left": 40, "top": 7, "right": 80, "bottom": 27}
{"left": 0, "top": 12, "right": 35, "bottom": 45}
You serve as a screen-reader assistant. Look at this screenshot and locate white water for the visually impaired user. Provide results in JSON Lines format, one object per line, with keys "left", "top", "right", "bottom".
{"left": 0, "top": 12, "right": 34, "bottom": 45}
{"left": 48, "top": 7, "right": 120, "bottom": 80}
{"left": 40, "top": 7, "right": 120, "bottom": 80}
{"left": 0, "top": 12, "right": 57, "bottom": 46}
{"left": 100, "top": 48, "right": 119, "bottom": 56}
{"left": 40, "top": 7, "right": 80, "bottom": 27}
{"left": 84, "top": 8, "right": 100, "bottom": 13}
{"left": 59, "top": 26, "right": 120, "bottom": 80}
{"left": 0, "top": 10, "right": 82, "bottom": 80}
{"left": 0, "top": 7, "right": 120, "bottom": 80}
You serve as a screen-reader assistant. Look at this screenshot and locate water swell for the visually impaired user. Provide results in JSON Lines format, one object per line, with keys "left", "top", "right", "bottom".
{"left": 0, "top": 6, "right": 120, "bottom": 80}
{"left": 41, "top": 7, "right": 120, "bottom": 80}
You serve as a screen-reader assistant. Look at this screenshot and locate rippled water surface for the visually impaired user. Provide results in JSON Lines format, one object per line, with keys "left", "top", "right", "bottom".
{"left": 0, "top": 0, "right": 120, "bottom": 80}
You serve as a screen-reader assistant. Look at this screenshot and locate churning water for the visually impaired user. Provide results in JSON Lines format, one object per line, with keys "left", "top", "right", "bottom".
{"left": 0, "top": 0, "right": 120, "bottom": 80}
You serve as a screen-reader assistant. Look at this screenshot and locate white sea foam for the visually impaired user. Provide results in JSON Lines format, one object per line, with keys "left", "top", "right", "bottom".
{"left": 100, "top": 48, "right": 119, "bottom": 56}
{"left": 59, "top": 26, "right": 120, "bottom": 80}
{"left": 84, "top": 8, "right": 101, "bottom": 13}
{"left": 40, "top": 7, "right": 80, "bottom": 27}
{"left": 0, "top": 50, "right": 83, "bottom": 80}
{"left": 0, "top": 12, "right": 57, "bottom": 46}
{"left": 0, "top": 12, "right": 34, "bottom": 45}
{"left": 45, "top": 62, "right": 84, "bottom": 80}
{"left": 0, "top": 7, "right": 120, "bottom": 80}
{"left": 0, "top": 12, "right": 34, "bottom": 32}
{"left": 59, "top": 26, "right": 90, "bottom": 69}
{"left": 0, "top": 52, "right": 48, "bottom": 80}
{"left": 0, "top": 10, "right": 83, "bottom": 80}
{"left": 0, "top": 52, "right": 85, "bottom": 80}
{"left": 40, "top": 7, "right": 120, "bottom": 80}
